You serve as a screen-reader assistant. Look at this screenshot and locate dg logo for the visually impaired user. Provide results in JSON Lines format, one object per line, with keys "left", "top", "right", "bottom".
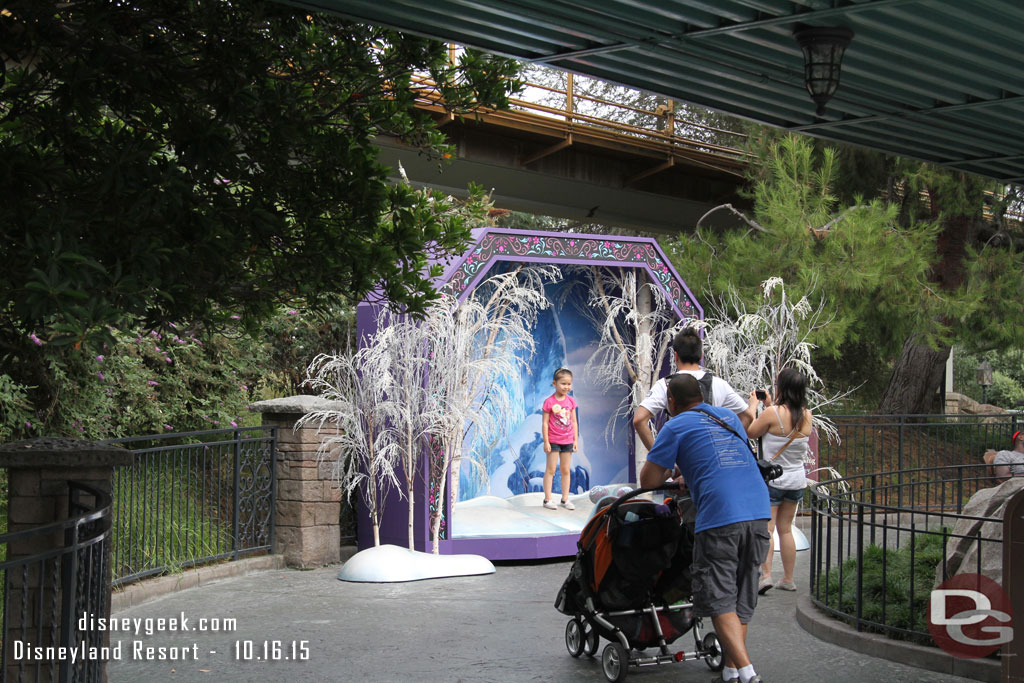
{"left": 929, "top": 573, "right": 1014, "bottom": 659}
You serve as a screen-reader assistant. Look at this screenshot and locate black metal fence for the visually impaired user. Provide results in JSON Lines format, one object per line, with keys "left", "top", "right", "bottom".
{"left": 807, "top": 463, "right": 1002, "bottom": 645}
{"left": 816, "top": 413, "right": 1020, "bottom": 478}
{"left": 107, "top": 427, "right": 276, "bottom": 586}
{"left": 0, "top": 482, "right": 112, "bottom": 683}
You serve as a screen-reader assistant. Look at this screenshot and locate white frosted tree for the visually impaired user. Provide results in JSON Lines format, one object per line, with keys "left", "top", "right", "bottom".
{"left": 701, "top": 277, "right": 850, "bottom": 443}
{"left": 423, "top": 265, "right": 558, "bottom": 552}
{"left": 298, "top": 339, "right": 400, "bottom": 547}
{"left": 576, "top": 266, "right": 687, "bottom": 474}
{"left": 376, "top": 315, "right": 432, "bottom": 550}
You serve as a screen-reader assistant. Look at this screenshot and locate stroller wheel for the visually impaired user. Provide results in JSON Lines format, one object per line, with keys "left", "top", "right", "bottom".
{"left": 583, "top": 621, "right": 599, "bottom": 657}
{"left": 601, "top": 642, "right": 629, "bottom": 683}
{"left": 565, "top": 618, "right": 586, "bottom": 658}
{"left": 702, "top": 632, "right": 724, "bottom": 671}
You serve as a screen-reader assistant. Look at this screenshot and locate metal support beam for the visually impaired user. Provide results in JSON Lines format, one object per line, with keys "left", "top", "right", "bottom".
{"left": 521, "top": 135, "right": 573, "bottom": 166}
{"left": 625, "top": 157, "right": 674, "bottom": 186}
{"left": 790, "top": 94, "right": 1024, "bottom": 134}
{"left": 946, "top": 153, "right": 1024, "bottom": 167}
{"left": 533, "top": 0, "right": 919, "bottom": 63}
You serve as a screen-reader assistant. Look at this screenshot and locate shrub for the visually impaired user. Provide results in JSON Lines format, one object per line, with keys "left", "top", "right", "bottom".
{"left": 4, "top": 304, "right": 354, "bottom": 443}
{"left": 821, "top": 531, "right": 946, "bottom": 645}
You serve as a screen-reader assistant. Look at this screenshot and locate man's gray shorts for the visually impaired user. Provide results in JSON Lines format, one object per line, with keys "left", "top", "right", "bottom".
{"left": 690, "top": 520, "right": 771, "bottom": 624}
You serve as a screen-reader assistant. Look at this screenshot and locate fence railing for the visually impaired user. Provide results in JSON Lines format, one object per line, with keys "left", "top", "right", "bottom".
{"left": 0, "top": 482, "right": 112, "bottom": 683}
{"left": 808, "top": 463, "right": 1001, "bottom": 645}
{"left": 816, "top": 413, "right": 1020, "bottom": 480}
{"left": 106, "top": 427, "right": 276, "bottom": 587}
{"left": 408, "top": 65, "right": 751, "bottom": 171}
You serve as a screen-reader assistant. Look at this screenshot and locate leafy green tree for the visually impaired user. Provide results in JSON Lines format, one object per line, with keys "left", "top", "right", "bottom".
{"left": 668, "top": 136, "right": 944, "bottom": 368}
{"left": 669, "top": 135, "right": 1024, "bottom": 413}
{"left": 0, "top": 1, "right": 520, "bottom": 438}
{"left": 0, "top": 0, "right": 519, "bottom": 349}
{"left": 835, "top": 154, "right": 1024, "bottom": 413}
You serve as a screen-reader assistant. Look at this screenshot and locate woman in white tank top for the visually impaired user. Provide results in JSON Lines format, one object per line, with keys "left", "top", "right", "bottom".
{"left": 743, "top": 369, "right": 812, "bottom": 594}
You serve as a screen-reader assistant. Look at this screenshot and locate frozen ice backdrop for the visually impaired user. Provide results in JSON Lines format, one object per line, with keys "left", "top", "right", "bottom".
{"left": 453, "top": 271, "right": 631, "bottom": 537}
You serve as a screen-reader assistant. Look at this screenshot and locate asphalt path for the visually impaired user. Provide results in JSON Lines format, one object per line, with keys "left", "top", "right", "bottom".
{"left": 107, "top": 548, "right": 975, "bottom": 683}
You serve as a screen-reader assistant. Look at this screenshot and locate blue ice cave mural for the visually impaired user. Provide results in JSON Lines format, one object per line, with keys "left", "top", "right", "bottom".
{"left": 457, "top": 270, "right": 630, "bottom": 501}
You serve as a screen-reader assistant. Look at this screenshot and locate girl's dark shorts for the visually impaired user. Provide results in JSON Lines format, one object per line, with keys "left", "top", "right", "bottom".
{"left": 550, "top": 442, "right": 573, "bottom": 452}
{"left": 690, "top": 520, "right": 771, "bottom": 624}
{"left": 767, "top": 485, "right": 805, "bottom": 506}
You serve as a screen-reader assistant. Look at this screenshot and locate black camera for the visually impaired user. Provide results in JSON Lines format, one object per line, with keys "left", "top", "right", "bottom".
{"left": 757, "top": 458, "right": 783, "bottom": 483}
{"left": 755, "top": 389, "right": 767, "bottom": 401}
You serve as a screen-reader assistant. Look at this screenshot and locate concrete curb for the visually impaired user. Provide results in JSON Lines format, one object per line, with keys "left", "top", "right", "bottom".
{"left": 795, "top": 594, "right": 1000, "bottom": 682}
{"left": 111, "top": 545, "right": 361, "bottom": 613}
{"left": 111, "top": 556, "right": 287, "bottom": 613}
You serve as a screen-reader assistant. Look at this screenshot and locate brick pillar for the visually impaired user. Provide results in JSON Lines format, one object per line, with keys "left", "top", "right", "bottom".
{"left": 250, "top": 396, "right": 341, "bottom": 568}
{"left": 0, "top": 437, "right": 132, "bottom": 683}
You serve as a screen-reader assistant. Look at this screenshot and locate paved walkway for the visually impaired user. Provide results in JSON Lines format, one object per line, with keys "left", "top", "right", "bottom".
{"left": 107, "top": 548, "right": 975, "bottom": 683}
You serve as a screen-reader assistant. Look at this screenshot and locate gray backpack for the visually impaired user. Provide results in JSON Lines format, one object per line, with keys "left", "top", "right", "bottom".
{"left": 696, "top": 371, "right": 714, "bottom": 404}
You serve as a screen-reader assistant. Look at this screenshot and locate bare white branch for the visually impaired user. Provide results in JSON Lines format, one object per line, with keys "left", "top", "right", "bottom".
{"left": 700, "top": 278, "right": 854, "bottom": 445}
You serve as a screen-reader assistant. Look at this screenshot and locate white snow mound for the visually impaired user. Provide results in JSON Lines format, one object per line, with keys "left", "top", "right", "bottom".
{"left": 337, "top": 544, "right": 496, "bottom": 583}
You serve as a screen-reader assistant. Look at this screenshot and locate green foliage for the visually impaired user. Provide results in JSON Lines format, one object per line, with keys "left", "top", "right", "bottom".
{"left": 962, "top": 244, "right": 1024, "bottom": 353}
{"left": 0, "top": 0, "right": 520, "bottom": 352}
{"left": 668, "top": 135, "right": 947, "bottom": 365}
{"left": 822, "top": 532, "right": 946, "bottom": 644}
{"left": 3, "top": 303, "right": 356, "bottom": 442}
{"left": 112, "top": 463, "right": 232, "bottom": 580}
{"left": 953, "top": 347, "right": 1024, "bottom": 409}
{"left": 0, "top": 374, "right": 35, "bottom": 441}
{"left": 31, "top": 328, "right": 260, "bottom": 440}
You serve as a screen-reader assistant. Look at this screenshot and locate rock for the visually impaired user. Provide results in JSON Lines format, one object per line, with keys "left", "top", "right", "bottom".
{"left": 943, "top": 391, "right": 1009, "bottom": 419}
{"left": 937, "top": 477, "right": 1024, "bottom": 589}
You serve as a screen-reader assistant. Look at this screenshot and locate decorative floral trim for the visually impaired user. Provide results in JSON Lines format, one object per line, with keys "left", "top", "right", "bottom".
{"left": 444, "top": 233, "right": 696, "bottom": 313}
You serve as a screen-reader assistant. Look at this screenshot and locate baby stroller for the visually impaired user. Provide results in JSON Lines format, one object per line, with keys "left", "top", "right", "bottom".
{"left": 554, "top": 483, "right": 723, "bottom": 682}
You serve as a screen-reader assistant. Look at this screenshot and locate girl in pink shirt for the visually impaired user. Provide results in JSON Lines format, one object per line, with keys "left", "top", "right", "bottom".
{"left": 542, "top": 368, "right": 579, "bottom": 510}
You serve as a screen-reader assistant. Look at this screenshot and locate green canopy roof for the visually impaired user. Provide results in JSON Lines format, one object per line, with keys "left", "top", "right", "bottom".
{"left": 297, "top": 0, "right": 1024, "bottom": 182}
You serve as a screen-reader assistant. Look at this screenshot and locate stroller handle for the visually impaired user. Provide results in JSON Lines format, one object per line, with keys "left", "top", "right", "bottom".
{"left": 606, "top": 481, "right": 682, "bottom": 516}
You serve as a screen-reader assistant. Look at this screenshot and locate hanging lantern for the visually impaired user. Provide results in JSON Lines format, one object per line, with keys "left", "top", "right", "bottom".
{"left": 793, "top": 25, "right": 854, "bottom": 117}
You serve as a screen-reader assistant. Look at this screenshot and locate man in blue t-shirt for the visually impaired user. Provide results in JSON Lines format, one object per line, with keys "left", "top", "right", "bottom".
{"left": 639, "top": 374, "right": 770, "bottom": 683}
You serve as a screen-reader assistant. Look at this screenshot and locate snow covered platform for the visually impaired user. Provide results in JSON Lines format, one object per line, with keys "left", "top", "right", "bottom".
{"left": 442, "top": 486, "right": 636, "bottom": 560}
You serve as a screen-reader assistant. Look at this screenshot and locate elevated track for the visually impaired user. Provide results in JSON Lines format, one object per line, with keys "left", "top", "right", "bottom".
{"left": 381, "top": 72, "right": 753, "bottom": 235}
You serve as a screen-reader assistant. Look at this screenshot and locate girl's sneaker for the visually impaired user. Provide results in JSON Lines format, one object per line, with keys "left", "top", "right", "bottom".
{"left": 543, "top": 499, "right": 557, "bottom": 510}
{"left": 560, "top": 499, "right": 576, "bottom": 510}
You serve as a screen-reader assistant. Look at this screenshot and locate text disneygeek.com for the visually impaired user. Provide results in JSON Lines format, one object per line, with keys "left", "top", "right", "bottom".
{"left": 11, "top": 611, "right": 310, "bottom": 664}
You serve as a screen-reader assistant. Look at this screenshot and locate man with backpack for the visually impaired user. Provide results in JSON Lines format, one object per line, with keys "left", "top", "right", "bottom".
{"left": 639, "top": 373, "right": 770, "bottom": 683}
{"left": 632, "top": 327, "right": 751, "bottom": 452}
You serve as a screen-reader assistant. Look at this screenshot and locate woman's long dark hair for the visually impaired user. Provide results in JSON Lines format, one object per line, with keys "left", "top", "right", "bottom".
{"left": 776, "top": 368, "right": 808, "bottom": 430}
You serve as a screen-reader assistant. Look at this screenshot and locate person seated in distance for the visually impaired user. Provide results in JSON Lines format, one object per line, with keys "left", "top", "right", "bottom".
{"left": 985, "top": 430, "right": 1024, "bottom": 482}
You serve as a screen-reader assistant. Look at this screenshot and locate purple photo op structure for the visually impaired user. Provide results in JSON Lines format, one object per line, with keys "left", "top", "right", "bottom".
{"left": 356, "top": 228, "right": 702, "bottom": 560}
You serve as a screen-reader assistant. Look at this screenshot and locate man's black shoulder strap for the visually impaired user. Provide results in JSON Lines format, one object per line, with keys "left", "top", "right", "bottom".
{"left": 697, "top": 371, "right": 714, "bottom": 404}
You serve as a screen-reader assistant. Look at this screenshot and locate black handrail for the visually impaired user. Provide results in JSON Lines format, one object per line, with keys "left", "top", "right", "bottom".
{"left": 0, "top": 481, "right": 113, "bottom": 683}
{"left": 807, "top": 463, "right": 1003, "bottom": 645}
